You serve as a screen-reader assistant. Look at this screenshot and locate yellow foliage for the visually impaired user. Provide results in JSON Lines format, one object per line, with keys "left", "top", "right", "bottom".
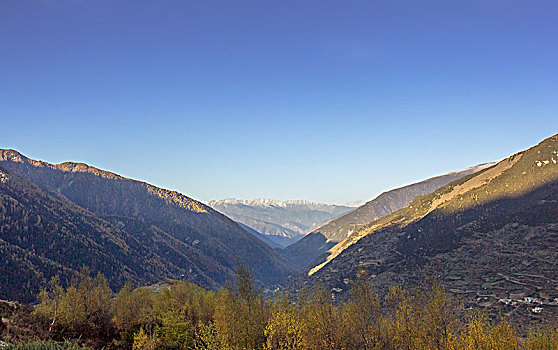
{"left": 264, "top": 299, "right": 303, "bottom": 350}
{"left": 132, "top": 327, "right": 157, "bottom": 350}
{"left": 214, "top": 264, "right": 269, "bottom": 350}
{"left": 523, "top": 327, "right": 558, "bottom": 350}
{"left": 30, "top": 267, "right": 558, "bottom": 350}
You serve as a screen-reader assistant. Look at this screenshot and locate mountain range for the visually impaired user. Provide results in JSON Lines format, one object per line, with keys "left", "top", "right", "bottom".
{"left": 281, "top": 162, "right": 496, "bottom": 267}
{"left": 0, "top": 150, "right": 295, "bottom": 303}
{"left": 206, "top": 198, "right": 353, "bottom": 248}
{"left": 2, "top": 132, "right": 557, "bottom": 331}
{"left": 291, "top": 134, "right": 558, "bottom": 330}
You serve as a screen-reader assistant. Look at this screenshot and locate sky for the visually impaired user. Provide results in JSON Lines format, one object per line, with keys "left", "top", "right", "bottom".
{"left": 1, "top": 0, "right": 557, "bottom": 205}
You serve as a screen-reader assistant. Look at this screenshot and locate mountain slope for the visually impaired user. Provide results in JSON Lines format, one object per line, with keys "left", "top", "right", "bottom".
{"left": 282, "top": 162, "right": 495, "bottom": 267}
{"left": 295, "top": 134, "right": 558, "bottom": 329}
{"left": 207, "top": 198, "right": 353, "bottom": 248}
{"left": 0, "top": 150, "right": 296, "bottom": 299}
{"left": 237, "top": 222, "right": 279, "bottom": 248}
{"left": 0, "top": 165, "right": 183, "bottom": 302}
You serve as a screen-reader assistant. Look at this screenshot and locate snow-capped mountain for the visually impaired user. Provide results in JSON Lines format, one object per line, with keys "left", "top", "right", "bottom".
{"left": 209, "top": 198, "right": 339, "bottom": 208}
{"left": 206, "top": 199, "right": 355, "bottom": 248}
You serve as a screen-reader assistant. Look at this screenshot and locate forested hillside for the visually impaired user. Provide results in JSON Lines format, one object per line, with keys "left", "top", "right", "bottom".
{"left": 0, "top": 151, "right": 295, "bottom": 302}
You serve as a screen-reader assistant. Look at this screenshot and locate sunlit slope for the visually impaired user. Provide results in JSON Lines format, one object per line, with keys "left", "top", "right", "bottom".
{"left": 283, "top": 162, "right": 494, "bottom": 267}
{"left": 0, "top": 151, "right": 296, "bottom": 291}
{"left": 299, "top": 134, "right": 558, "bottom": 326}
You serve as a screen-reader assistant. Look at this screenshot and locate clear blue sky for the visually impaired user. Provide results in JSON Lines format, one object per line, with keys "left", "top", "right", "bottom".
{"left": 1, "top": 0, "right": 557, "bottom": 205}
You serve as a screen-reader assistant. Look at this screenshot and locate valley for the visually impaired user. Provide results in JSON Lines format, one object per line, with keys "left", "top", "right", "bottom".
{"left": 206, "top": 198, "right": 353, "bottom": 248}
{"left": 1, "top": 134, "right": 558, "bottom": 348}
{"left": 0, "top": 150, "right": 295, "bottom": 302}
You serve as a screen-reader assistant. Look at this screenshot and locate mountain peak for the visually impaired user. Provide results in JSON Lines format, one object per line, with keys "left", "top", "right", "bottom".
{"left": 0, "top": 149, "right": 29, "bottom": 163}
{"left": 283, "top": 161, "right": 498, "bottom": 267}
{"left": 0, "top": 150, "right": 296, "bottom": 301}
{"left": 208, "top": 198, "right": 350, "bottom": 208}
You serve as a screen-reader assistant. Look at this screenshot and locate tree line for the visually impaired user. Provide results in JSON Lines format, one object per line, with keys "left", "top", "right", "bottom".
{"left": 6, "top": 266, "right": 557, "bottom": 349}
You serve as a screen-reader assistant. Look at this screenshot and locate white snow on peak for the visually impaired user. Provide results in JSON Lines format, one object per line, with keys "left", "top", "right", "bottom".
{"left": 444, "top": 161, "right": 499, "bottom": 176}
{"left": 206, "top": 198, "right": 343, "bottom": 208}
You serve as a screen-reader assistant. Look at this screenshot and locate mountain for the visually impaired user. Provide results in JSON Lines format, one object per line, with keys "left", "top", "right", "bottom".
{"left": 207, "top": 198, "right": 354, "bottom": 248}
{"left": 294, "top": 134, "right": 558, "bottom": 329}
{"left": 237, "top": 222, "right": 279, "bottom": 248}
{"left": 282, "top": 162, "right": 496, "bottom": 267}
{"left": 0, "top": 165, "right": 180, "bottom": 303}
{"left": 0, "top": 150, "right": 296, "bottom": 302}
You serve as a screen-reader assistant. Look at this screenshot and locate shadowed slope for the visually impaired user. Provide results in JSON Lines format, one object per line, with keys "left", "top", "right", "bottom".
{"left": 0, "top": 150, "right": 296, "bottom": 296}
{"left": 0, "top": 165, "right": 185, "bottom": 302}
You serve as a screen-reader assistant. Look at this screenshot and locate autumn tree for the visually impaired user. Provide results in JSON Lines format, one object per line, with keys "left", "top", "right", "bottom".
{"left": 298, "top": 285, "right": 343, "bottom": 350}
{"left": 34, "top": 267, "right": 114, "bottom": 348}
{"left": 214, "top": 262, "right": 269, "bottom": 350}
{"left": 264, "top": 295, "right": 303, "bottom": 350}
{"left": 341, "top": 270, "right": 384, "bottom": 350}
{"left": 112, "top": 283, "right": 155, "bottom": 349}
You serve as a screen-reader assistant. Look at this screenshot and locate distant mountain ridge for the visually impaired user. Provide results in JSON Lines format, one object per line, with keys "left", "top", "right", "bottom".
{"left": 0, "top": 150, "right": 296, "bottom": 302}
{"left": 207, "top": 198, "right": 354, "bottom": 248}
{"left": 209, "top": 198, "right": 330, "bottom": 208}
{"left": 282, "top": 161, "right": 496, "bottom": 267}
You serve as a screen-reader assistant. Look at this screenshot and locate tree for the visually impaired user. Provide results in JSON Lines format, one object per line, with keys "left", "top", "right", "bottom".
{"left": 214, "top": 262, "right": 269, "bottom": 350}
{"left": 264, "top": 296, "right": 303, "bottom": 350}
{"left": 341, "top": 270, "right": 384, "bottom": 350}
{"left": 299, "top": 285, "right": 342, "bottom": 350}
{"left": 112, "top": 283, "right": 155, "bottom": 349}
{"left": 33, "top": 267, "right": 115, "bottom": 348}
